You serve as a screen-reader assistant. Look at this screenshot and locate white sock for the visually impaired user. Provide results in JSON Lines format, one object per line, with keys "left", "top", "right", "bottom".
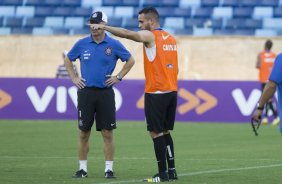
{"left": 79, "top": 160, "right": 87, "bottom": 172}
{"left": 105, "top": 161, "right": 113, "bottom": 172}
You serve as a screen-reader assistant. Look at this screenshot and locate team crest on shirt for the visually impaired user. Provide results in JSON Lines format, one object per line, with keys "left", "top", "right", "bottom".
{"left": 105, "top": 47, "right": 112, "bottom": 56}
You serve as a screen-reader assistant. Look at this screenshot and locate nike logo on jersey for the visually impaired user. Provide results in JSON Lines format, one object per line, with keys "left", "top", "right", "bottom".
{"left": 162, "top": 34, "right": 170, "bottom": 40}
{"left": 110, "top": 123, "right": 116, "bottom": 126}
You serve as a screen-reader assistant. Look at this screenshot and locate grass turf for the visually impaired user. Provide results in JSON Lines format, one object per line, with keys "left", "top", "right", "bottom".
{"left": 0, "top": 120, "right": 282, "bottom": 184}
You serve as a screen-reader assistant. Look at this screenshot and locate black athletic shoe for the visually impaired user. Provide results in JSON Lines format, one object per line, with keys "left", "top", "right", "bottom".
{"left": 143, "top": 171, "right": 169, "bottom": 182}
{"left": 168, "top": 169, "right": 178, "bottom": 180}
{"left": 72, "top": 169, "right": 88, "bottom": 178}
{"left": 105, "top": 170, "right": 116, "bottom": 179}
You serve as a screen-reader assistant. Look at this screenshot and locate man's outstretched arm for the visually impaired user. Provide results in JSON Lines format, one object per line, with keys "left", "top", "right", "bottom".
{"left": 89, "top": 24, "right": 154, "bottom": 44}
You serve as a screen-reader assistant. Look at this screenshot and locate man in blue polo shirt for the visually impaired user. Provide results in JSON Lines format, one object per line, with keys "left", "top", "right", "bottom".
{"left": 253, "top": 53, "right": 282, "bottom": 132}
{"left": 64, "top": 11, "right": 135, "bottom": 179}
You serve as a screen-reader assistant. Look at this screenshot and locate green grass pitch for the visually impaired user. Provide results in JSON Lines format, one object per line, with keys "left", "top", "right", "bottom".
{"left": 0, "top": 120, "right": 282, "bottom": 184}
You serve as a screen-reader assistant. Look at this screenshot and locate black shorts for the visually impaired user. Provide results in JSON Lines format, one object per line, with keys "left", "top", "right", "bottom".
{"left": 77, "top": 87, "right": 116, "bottom": 132}
{"left": 145, "top": 91, "right": 177, "bottom": 133}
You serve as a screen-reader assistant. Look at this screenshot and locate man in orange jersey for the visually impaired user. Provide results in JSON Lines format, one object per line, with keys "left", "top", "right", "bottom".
{"left": 90, "top": 7, "right": 178, "bottom": 182}
{"left": 256, "top": 40, "right": 279, "bottom": 125}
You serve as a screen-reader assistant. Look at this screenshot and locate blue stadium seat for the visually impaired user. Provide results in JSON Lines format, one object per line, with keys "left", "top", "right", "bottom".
{"left": 44, "top": 16, "right": 64, "bottom": 28}
{"left": 53, "top": 7, "right": 74, "bottom": 16}
{"left": 0, "top": 6, "right": 16, "bottom": 17}
{"left": 72, "top": 7, "right": 92, "bottom": 17}
{"left": 201, "top": 0, "right": 219, "bottom": 7}
{"left": 34, "top": 7, "right": 53, "bottom": 17}
{"left": 159, "top": 18, "right": 165, "bottom": 27}
{"left": 174, "top": 28, "right": 193, "bottom": 35}
{"left": 69, "top": 28, "right": 89, "bottom": 35}
{"left": 260, "top": 0, "right": 279, "bottom": 7}
{"left": 24, "top": 17, "right": 45, "bottom": 27}
{"left": 65, "top": 17, "right": 84, "bottom": 28}
{"left": 114, "top": 6, "right": 134, "bottom": 17}
{"left": 253, "top": 7, "right": 273, "bottom": 18}
{"left": 53, "top": 28, "right": 70, "bottom": 34}
{"left": 0, "top": 28, "right": 11, "bottom": 35}
{"left": 214, "top": 29, "right": 235, "bottom": 35}
{"left": 233, "top": 7, "right": 253, "bottom": 18}
{"left": 179, "top": 0, "right": 201, "bottom": 8}
{"left": 255, "top": 29, "right": 277, "bottom": 36}
{"left": 194, "top": 8, "right": 213, "bottom": 18}
{"left": 222, "top": 0, "right": 240, "bottom": 7}
{"left": 61, "top": 0, "right": 81, "bottom": 7}
{"left": 133, "top": 7, "right": 141, "bottom": 17}
{"left": 208, "top": 19, "right": 222, "bottom": 29}
{"left": 44, "top": 0, "right": 62, "bottom": 6}
{"left": 226, "top": 19, "right": 262, "bottom": 29}
{"left": 122, "top": 0, "right": 139, "bottom": 7}
{"left": 81, "top": 0, "right": 102, "bottom": 7}
{"left": 244, "top": 19, "right": 262, "bottom": 29}
{"left": 225, "top": 19, "right": 244, "bottom": 29}
{"left": 212, "top": 7, "right": 232, "bottom": 19}
{"left": 5, "top": 17, "right": 23, "bottom": 27}
{"left": 16, "top": 6, "right": 35, "bottom": 17}
{"left": 143, "top": 0, "right": 161, "bottom": 7}
{"left": 103, "top": 0, "right": 123, "bottom": 6}
{"left": 123, "top": 17, "right": 138, "bottom": 29}
{"left": 233, "top": 29, "right": 255, "bottom": 35}
{"left": 0, "top": 0, "right": 23, "bottom": 5}
{"left": 215, "top": 28, "right": 255, "bottom": 36}
{"left": 164, "top": 17, "right": 184, "bottom": 29}
{"left": 193, "top": 28, "right": 213, "bottom": 36}
{"left": 241, "top": 0, "right": 260, "bottom": 7}
{"left": 107, "top": 17, "right": 122, "bottom": 27}
{"left": 157, "top": 7, "right": 172, "bottom": 17}
{"left": 173, "top": 8, "right": 191, "bottom": 17}
{"left": 161, "top": 0, "right": 179, "bottom": 7}
{"left": 11, "top": 28, "right": 33, "bottom": 34}
{"left": 184, "top": 18, "right": 205, "bottom": 28}
{"left": 32, "top": 27, "right": 53, "bottom": 35}
{"left": 263, "top": 18, "right": 282, "bottom": 29}
{"left": 276, "top": 30, "right": 282, "bottom": 36}
{"left": 25, "top": 0, "right": 44, "bottom": 6}
{"left": 0, "top": 17, "right": 3, "bottom": 26}
{"left": 273, "top": 7, "right": 282, "bottom": 17}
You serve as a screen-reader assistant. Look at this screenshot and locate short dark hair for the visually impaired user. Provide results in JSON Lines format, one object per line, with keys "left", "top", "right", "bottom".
{"left": 138, "top": 7, "right": 159, "bottom": 22}
{"left": 265, "top": 40, "right": 273, "bottom": 50}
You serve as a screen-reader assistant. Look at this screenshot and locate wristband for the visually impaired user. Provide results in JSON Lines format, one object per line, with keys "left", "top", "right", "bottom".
{"left": 116, "top": 74, "right": 122, "bottom": 81}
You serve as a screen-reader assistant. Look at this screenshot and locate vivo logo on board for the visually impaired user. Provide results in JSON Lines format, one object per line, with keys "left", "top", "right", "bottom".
{"left": 26, "top": 86, "right": 122, "bottom": 113}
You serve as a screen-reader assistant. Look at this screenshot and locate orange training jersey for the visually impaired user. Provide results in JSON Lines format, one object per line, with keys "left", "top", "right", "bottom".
{"left": 143, "top": 29, "right": 178, "bottom": 93}
{"left": 259, "top": 51, "right": 276, "bottom": 83}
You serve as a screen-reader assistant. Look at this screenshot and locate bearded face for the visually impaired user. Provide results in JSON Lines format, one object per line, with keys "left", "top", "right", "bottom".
{"left": 138, "top": 14, "right": 152, "bottom": 31}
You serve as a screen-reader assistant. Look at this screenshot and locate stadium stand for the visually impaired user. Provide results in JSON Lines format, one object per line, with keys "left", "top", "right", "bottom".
{"left": 0, "top": 0, "right": 282, "bottom": 36}
{"left": 0, "top": 0, "right": 23, "bottom": 6}
{"left": 233, "top": 7, "right": 253, "bottom": 18}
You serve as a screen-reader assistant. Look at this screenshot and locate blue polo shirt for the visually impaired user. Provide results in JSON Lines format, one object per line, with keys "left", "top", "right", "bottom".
{"left": 269, "top": 53, "right": 282, "bottom": 132}
{"left": 67, "top": 34, "right": 131, "bottom": 88}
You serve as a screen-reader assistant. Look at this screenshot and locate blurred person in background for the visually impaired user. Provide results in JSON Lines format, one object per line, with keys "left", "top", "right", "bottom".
{"left": 256, "top": 40, "right": 280, "bottom": 125}
{"left": 253, "top": 53, "right": 282, "bottom": 133}
{"left": 90, "top": 7, "right": 178, "bottom": 182}
{"left": 64, "top": 11, "right": 135, "bottom": 179}
{"left": 56, "top": 50, "right": 78, "bottom": 78}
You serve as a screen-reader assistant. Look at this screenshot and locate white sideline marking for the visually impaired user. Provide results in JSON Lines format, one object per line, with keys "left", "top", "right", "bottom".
{"left": 180, "top": 163, "right": 282, "bottom": 176}
{"left": 95, "top": 163, "right": 282, "bottom": 184}
{"left": 1, "top": 156, "right": 281, "bottom": 162}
